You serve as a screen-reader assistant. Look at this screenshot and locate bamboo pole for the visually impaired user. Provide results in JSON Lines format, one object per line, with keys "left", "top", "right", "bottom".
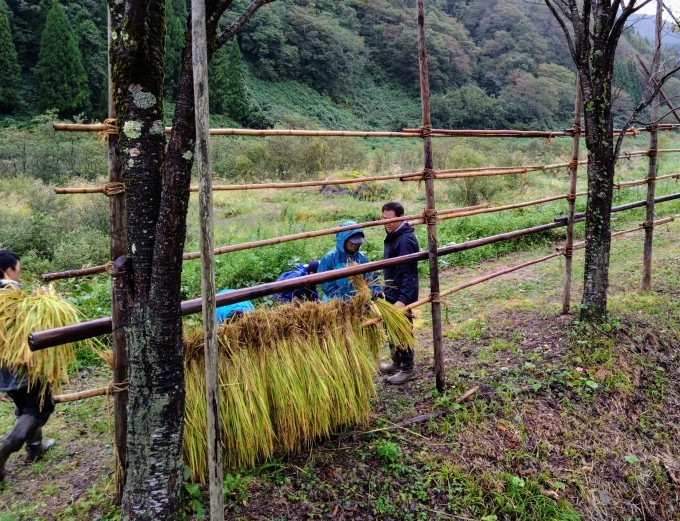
{"left": 54, "top": 386, "right": 118, "bottom": 403}
{"left": 615, "top": 173, "right": 679, "bottom": 189}
{"left": 40, "top": 205, "right": 488, "bottom": 281}
{"left": 417, "top": 0, "right": 444, "bottom": 392}
{"left": 192, "top": 1, "right": 224, "bottom": 517}
{"left": 555, "top": 192, "right": 680, "bottom": 222}
{"left": 642, "top": 0, "right": 663, "bottom": 291}
{"left": 562, "top": 75, "right": 582, "bottom": 314}
{"left": 107, "top": 8, "right": 127, "bottom": 504}
{"left": 53, "top": 122, "right": 680, "bottom": 136}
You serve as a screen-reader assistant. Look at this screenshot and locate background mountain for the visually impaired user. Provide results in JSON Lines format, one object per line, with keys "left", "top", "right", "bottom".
{"left": 0, "top": 0, "right": 677, "bottom": 129}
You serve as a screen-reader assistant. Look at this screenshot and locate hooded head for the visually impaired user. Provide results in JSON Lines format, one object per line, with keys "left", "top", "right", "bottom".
{"left": 305, "top": 259, "right": 320, "bottom": 274}
{"left": 336, "top": 220, "right": 366, "bottom": 255}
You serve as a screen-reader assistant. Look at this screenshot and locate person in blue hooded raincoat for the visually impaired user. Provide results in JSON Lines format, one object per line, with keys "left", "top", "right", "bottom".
{"left": 318, "top": 221, "right": 381, "bottom": 301}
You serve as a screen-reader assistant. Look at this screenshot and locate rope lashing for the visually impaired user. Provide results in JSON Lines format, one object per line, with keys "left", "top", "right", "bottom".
{"left": 419, "top": 125, "right": 432, "bottom": 139}
{"left": 571, "top": 124, "right": 581, "bottom": 134}
{"left": 421, "top": 168, "right": 436, "bottom": 181}
{"left": 546, "top": 132, "right": 554, "bottom": 144}
{"left": 103, "top": 261, "right": 116, "bottom": 276}
{"left": 565, "top": 193, "right": 577, "bottom": 202}
{"left": 422, "top": 208, "right": 438, "bottom": 224}
{"left": 103, "top": 182, "right": 125, "bottom": 196}
{"left": 430, "top": 291, "right": 441, "bottom": 304}
{"left": 562, "top": 245, "right": 573, "bottom": 257}
{"left": 631, "top": 127, "right": 640, "bottom": 135}
{"left": 641, "top": 220, "right": 655, "bottom": 230}
{"left": 568, "top": 159, "right": 579, "bottom": 170}
{"left": 647, "top": 148, "right": 658, "bottom": 158}
{"left": 100, "top": 118, "right": 119, "bottom": 142}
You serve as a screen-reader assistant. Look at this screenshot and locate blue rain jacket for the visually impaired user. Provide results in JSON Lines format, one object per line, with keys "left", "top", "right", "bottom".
{"left": 274, "top": 264, "right": 319, "bottom": 303}
{"left": 318, "top": 221, "right": 380, "bottom": 301}
{"left": 215, "top": 289, "right": 255, "bottom": 324}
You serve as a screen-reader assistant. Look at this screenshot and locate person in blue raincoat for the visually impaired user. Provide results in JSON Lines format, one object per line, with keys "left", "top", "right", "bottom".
{"left": 273, "top": 260, "right": 320, "bottom": 304}
{"left": 215, "top": 289, "right": 255, "bottom": 324}
{"left": 318, "top": 221, "right": 381, "bottom": 301}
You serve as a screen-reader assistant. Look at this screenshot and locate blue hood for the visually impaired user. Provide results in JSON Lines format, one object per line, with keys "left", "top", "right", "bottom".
{"left": 336, "top": 220, "right": 365, "bottom": 255}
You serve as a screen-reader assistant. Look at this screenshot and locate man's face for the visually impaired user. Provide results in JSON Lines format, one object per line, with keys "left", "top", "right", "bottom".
{"left": 382, "top": 210, "right": 400, "bottom": 234}
{"left": 6, "top": 261, "right": 20, "bottom": 282}
{"left": 344, "top": 240, "right": 361, "bottom": 254}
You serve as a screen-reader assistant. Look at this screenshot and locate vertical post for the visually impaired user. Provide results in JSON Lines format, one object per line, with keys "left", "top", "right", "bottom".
{"left": 191, "top": 1, "right": 224, "bottom": 519}
{"left": 562, "top": 74, "right": 582, "bottom": 314}
{"left": 642, "top": 0, "right": 663, "bottom": 290}
{"left": 108, "top": 8, "right": 128, "bottom": 505}
{"left": 416, "top": 0, "right": 445, "bottom": 393}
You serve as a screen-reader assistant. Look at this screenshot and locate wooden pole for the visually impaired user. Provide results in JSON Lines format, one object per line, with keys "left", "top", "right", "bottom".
{"left": 191, "top": 1, "right": 224, "bottom": 518}
{"left": 562, "top": 74, "right": 582, "bottom": 314}
{"left": 107, "top": 7, "right": 128, "bottom": 505}
{"left": 416, "top": 0, "right": 445, "bottom": 392}
{"left": 643, "top": 0, "right": 663, "bottom": 290}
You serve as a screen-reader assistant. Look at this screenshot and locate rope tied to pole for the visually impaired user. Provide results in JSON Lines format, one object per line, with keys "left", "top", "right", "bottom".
{"left": 103, "top": 182, "right": 125, "bottom": 196}
{"left": 422, "top": 208, "right": 438, "bottom": 224}
{"left": 568, "top": 158, "right": 579, "bottom": 170}
{"left": 430, "top": 291, "right": 441, "bottom": 304}
{"left": 100, "top": 118, "right": 118, "bottom": 142}
{"left": 562, "top": 245, "right": 573, "bottom": 257}
{"left": 631, "top": 127, "right": 640, "bottom": 135}
{"left": 571, "top": 123, "right": 581, "bottom": 134}
{"left": 103, "top": 261, "right": 117, "bottom": 276}
{"left": 421, "top": 168, "right": 436, "bottom": 181}
{"left": 565, "top": 193, "right": 577, "bottom": 202}
{"left": 647, "top": 148, "right": 658, "bottom": 157}
{"left": 419, "top": 125, "right": 432, "bottom": 138}
{"left": 546, "top": 133, "right": 554, "bottom": 144}
{"left": 641, "top": 220, "right": 655, "bottom": 230}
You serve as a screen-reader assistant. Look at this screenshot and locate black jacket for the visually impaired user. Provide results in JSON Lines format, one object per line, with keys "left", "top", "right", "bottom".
{"left": 383, "top": 223, "right": 419, "bottom": 305}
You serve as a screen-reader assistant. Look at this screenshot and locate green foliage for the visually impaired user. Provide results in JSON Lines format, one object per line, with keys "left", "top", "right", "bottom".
{"left": 164, "top": 0, "right": 187, "bottom": 101}
{"left": 210, "top": 40, "right": 250, "bottom": 124}
{"left": 0, "top": 1, "right": 20, "bottom": 113}
{"left": 35, "top": 2, "right": 90, "bottom": 118}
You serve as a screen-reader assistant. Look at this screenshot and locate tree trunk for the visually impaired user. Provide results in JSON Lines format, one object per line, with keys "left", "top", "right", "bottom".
{"left": 576, "top": 22, "right": 617, "bottom": 322}
{"left": 109, "top": 1, "right": 186, "bottom": 518}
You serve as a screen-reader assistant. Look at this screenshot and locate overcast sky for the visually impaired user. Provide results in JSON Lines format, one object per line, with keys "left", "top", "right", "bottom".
{"left": 635, "top": 0, "right": 680, "bottom": 16}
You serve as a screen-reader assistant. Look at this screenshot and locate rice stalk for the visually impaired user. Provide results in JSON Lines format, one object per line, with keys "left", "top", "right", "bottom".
{"left": 0, "top": 286, "right": 89, "bottom": 398}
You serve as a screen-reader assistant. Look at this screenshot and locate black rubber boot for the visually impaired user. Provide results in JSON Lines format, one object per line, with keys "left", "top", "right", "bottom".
{"left": 0, "top": 415, "right": 41, "bottom": 480}
{"left": 386, "top": 348, "right": 416, "bottom": 385}
{"left": 379, "top": 348, "right": 401, "bottom": 375}
{"left": 24, "top": 427, "right": 54, "bottom": 463}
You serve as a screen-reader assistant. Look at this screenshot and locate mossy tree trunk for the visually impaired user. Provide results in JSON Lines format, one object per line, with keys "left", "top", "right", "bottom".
{"left": 543, "top": 0, "right": 647, "bottom": 321}
{"left": 108, "top": 0, "right": 275, "bottom": 518}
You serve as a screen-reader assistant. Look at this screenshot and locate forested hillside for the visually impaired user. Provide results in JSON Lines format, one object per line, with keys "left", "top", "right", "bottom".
{"left": 0, "top": 0, "right": 677, "bottom": 130}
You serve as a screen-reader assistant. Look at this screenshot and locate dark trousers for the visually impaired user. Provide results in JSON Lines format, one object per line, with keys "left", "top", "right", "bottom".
{"left": 7, "top": 383, "right": 55, "bottom": 423}
{"left": 388, "top": 311, "right": 414, "bottom": 371}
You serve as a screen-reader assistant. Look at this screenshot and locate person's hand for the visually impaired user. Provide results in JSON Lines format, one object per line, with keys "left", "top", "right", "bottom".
{"left": 394, "top": 301, "right": 406, "bottom": 309}
{"left": 371, "top": 289, "right": 384, "bottom": 300}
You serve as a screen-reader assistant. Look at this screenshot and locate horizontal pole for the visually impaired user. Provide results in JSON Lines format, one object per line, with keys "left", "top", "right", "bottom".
{"left": 54, "top": 385, "right": 120, "bottom": 403}
{"left": 554, "top": 193, "right": 680, "bottom": 222}
{"left": 40, "top": 204, "right": 489, "bottom": 281}
{"left": 54, "top": 122, "right": 680, "bottom": 138}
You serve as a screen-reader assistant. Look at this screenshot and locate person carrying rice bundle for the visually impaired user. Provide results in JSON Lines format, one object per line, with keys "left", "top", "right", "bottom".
{"left": 0, "top": 250, "right": 55, "bottom": 481}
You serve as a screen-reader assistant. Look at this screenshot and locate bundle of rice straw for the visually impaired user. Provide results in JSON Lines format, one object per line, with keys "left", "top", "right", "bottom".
{"left": 183, "top": 281, "right": 414, "bottom": 481}
{"left": 0, "top": 286, "right": 86, "bottom": 398}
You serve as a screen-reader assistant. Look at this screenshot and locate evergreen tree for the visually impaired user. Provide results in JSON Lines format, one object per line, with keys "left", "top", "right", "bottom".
{"left": 0, "top": 0, "right": 20, "bottom": 113}
{"left": 164, "top": 0, "right": 187, "bottom": 101}
{"left": 210, "top": 39, "right": 249, "bottom": 123}
{"left": 35, "top": 2, "right": 90, "bottom": 117}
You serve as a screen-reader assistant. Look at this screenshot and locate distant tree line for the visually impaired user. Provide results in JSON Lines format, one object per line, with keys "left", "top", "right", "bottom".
{"left": 0, "top": 0, "right": 665, "bottom": 129}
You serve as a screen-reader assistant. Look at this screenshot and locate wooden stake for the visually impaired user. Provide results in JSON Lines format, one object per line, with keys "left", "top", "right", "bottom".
{"left": 562, "top": 74, "right": 582, "bottom": 314}
{"left": 192, "top": 1, "right": 224, "bottom": 517}
{"left": 107, "top": 8, "right": 128, "bottom": 505}
{"left": 643, "top": 1, "right": 663, "bottom": 290}
{"left": 417, "top": 0, "right": 445, "bottom": 392}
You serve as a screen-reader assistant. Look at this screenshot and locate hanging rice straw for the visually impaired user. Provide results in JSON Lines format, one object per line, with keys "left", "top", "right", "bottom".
{"left": 182, "top": 288, "right": 413, "bottom": 481}
{"left": 0, "top": 286, "right": 94, "bottom": 398}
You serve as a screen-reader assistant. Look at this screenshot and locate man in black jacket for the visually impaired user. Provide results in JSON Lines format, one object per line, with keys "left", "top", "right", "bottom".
{"left": 379, "top": 202, "right": 420, "bottom": 385}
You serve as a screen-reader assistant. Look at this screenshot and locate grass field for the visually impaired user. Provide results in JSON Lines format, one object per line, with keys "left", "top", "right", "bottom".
{"left": 0, "top": 130, "right": 678, "bottom": 519}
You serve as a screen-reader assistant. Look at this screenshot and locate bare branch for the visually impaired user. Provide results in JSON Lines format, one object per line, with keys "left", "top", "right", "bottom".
{"left": 216, "top": 0, "right": 276, "bottom": 49}
{"left": 544, "top": 1, "right": 578, "bottom": 63}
